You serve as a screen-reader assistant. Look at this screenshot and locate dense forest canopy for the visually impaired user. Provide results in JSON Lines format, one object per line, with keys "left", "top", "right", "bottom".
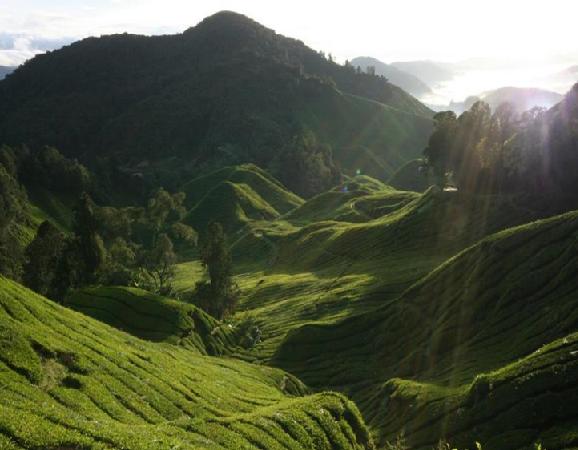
{"left": 0, "top": 11, "right": 432, "bottom": 195}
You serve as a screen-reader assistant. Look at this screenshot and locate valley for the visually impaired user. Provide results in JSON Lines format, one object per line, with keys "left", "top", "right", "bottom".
{"left": 0, "top": 9, "right": 577, "bottom": 450}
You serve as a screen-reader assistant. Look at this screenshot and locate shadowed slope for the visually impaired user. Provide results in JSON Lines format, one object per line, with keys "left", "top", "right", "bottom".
{"left": 273, "top": 211, "right": 578, "bottom": 449}
{"left": 66, "top": 286, "right": 237, "bottom": 355}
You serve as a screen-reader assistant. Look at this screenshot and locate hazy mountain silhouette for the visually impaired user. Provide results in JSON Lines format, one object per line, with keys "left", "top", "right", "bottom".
{"left": 0, "top": 66, "right": 15, "bottom": 80}
{"left": 351, "top": 56, "right": 431, "bottom": 97}
{"left": 451, "top": 86, "right": 564, "bottom": 113}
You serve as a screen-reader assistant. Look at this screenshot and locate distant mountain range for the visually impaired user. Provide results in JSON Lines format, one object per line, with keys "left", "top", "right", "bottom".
{"left": 450, "top": 86, "right": 564, "bottom": 113}
{"left": 351, "top": 56, "right": 431, "bottom": 97}
{"left": 0, "top": 11, "right": 432, "bottom": 185}
{"left": 0, "top": 66, "right": 15, "bottom": 80}
{"left": 390, "top": 60, "right": 456, "bottom": 86}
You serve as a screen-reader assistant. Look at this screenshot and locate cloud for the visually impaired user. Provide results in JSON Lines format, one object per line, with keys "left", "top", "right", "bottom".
{"left": 0, "top": 32, "right": 74, "bottom": 66}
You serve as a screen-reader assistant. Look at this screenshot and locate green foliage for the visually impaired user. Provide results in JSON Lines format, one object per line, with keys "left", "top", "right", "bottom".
{"left": 67, "top": 286, "right": 236, "bottom": 355}
{"left": 0, "top": 12, "right": 432, "bottom": 191}
{"left": 138, "top": 233, "right": 177, "bottom": 296}
{"left": 20, "top": 146, "right": 92, "bottom": 194}
{"left": 73, "top": 192, "right": 106, "bottom": 283}
{"left": 0, "top": 164, "right": 29, "bottom": 279}
{"left": 196, "top": 222, "right": 238, "bottom": 319}
{"left": 0, "top": 276, "right": 373, "bottom": 449}
{"left": 275, "top": 130, "right": 342, "bottom": 198}
{"left": 423, "top": 84, "right": 578, "bottom": 207}
{"left": 22, "top": 221, "right": 66, "bottom": 297}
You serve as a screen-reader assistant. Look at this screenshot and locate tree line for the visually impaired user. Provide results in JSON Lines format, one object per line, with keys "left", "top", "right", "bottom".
{"left": 424, "top": 83, "right": 578, "bottom": 210}
{"left": 0, "top": 145, "right": 238, "bottom": 320}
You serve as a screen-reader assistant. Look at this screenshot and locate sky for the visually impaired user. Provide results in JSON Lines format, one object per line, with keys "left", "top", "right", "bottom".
{"left": 1, "top": 0, "right": 578, "bottom": 102}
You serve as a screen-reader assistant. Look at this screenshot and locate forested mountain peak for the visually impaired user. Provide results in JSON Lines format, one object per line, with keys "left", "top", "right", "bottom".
{"left": 0, "top": 11, "right": 432, "bottom": 192}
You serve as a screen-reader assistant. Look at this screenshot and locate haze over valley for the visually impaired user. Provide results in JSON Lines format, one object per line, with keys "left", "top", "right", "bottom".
{"left": 1, "top": 2, "right": 578, "bottom": 450}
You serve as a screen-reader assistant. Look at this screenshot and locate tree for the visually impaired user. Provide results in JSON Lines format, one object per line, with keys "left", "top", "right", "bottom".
{"left": 0, "top": 165, "right": 27, "bottom": 279}
{"left": 73, "top": 192, "right": 106, "bottom": 283}
{"left": 139, "top": 233, "right": 177, "bottom": 296}
{"left": 22, "top": 221, "right": 66, "bottom": 297}
{"left": 197, "top": 222, "right": 238, "bottom": 319}
{"left": 50, "top": 238, "right": 83, "bottom": 302}
{"left": 423, "top": 111, "right": 457, "bottom": 187}
{"left": 277, "top": 130, "right": 342, "bottom": 198}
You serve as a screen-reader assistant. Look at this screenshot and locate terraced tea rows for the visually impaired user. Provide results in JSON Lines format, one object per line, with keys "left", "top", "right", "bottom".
{"left": 0, "top": 277, "right": 374, "bottom": 449}
{"left": 274, "top": 211, "right": 578, "bottom": 449}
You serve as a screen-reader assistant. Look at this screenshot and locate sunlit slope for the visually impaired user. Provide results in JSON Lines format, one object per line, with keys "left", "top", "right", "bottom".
{"left": 182, "top": 164, "right": 303, "bottom": 233}
{"left": 206, "top": 187, "right": 545, "bottom": 366}
{"left": 181, "top": 164, "right": 303, "bottom": 212}
{"left": 0, "top": 277, "right": 374, "bottom": 449}
{"left": 227, "top": 188, "right": 467, "bottom": 362}
{"left": 296, "top": 92, "right": 433, "bottom": 179}
{"left": 274, "top": 210, "right": 578, "bottom": 449}
{"left": 285, "top": 177, "right": 418, "bottom": 225}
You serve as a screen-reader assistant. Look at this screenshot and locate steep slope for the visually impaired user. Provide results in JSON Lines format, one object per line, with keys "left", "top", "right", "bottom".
{"left": 273, "top": 211, "right": 578, "bottom": 449}
{"left": 351, "top": 57, "right": 431, "bottom": 98}
{"left": 181, "top": 164, "right": 303, "bottom": 212}
{"left": 66, "top": 286, "right": 237, "bottom": 355}
{"left": 388, "top": 159, "right": 433, "bottom": 192}
{"left": 0, "top": 11, "right": 432, "bottom": 183}
{"left": 180, "top": 164, "right": 303, "bottom": 234}
{"left": 0, "top": 277, "right": 374, "bottom": 449}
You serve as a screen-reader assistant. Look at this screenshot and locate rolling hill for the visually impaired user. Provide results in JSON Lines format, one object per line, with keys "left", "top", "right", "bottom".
{"left": 0, "top": 11, "right": 432, "bottom": 185}
{"left": 0, "top": 276, "right": 374, "bottom": 449}
{"left": 273, "top": 210, "right": 578, "bottom": 449}
{"left": 180, "top": 164, "right": 303, "bottom": 233}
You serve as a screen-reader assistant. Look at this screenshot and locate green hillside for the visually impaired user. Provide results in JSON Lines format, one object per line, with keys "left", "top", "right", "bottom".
{"left": 181, "top": 164, "right": 303, "bottom": 233}
{"left": 273, "top": 211, "right": 578, "bottom": 449}
{"left": 66, "top": 286, "right": 237, "bottom": 355}
{"left": 0, "top": 276, "right": 374, "bottom": 449}
{"left": 181, "top": 164, "right": 303, "bottom": 212}
{"left": 388, "top": 159, "right": 433, "bottom": 192}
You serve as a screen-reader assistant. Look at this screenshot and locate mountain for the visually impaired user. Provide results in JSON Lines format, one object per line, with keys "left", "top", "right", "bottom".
{"left": 544, "top": 64, "right": 578, "bottom": 91}
{"left": 391, "top": 60, "right": 456, "bottom": 86}
{"left": 0, "top": 11, "right": 432, "bottom": 186}
{"left": 451, "top": 86, "right": 564, "bottom": 113}
{"left": 351, "top": 56, "right": 431, "bottom": 97}
{"left": 0, "top": 66, "right": 15, "bottom": 80}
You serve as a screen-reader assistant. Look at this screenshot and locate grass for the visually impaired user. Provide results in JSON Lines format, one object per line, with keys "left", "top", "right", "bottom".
{"left": 66, "top": 286, "right": 238, "bottom": 355}
{"left": 7, "top": 169, "right": 578, "bottom": 449}
{"left": 0, "top": 276, "right": 374, "bottom": 449}
{"left": 387, "top": 159, "right": 432, "bottom": 193}
{"left": 272, "top": 210, "right": 578, "bottom": 449}
{"left": 182, "top": 164, "right": 304, "bottom": 234}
